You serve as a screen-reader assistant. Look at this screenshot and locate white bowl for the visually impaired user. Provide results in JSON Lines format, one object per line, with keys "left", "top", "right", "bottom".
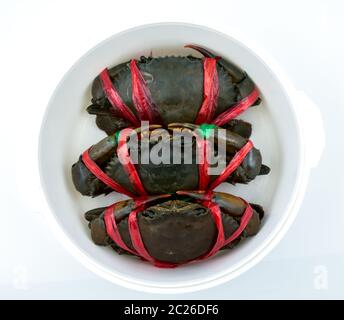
{"left": 39, "top": 23, "right": 324, "bottom": 293}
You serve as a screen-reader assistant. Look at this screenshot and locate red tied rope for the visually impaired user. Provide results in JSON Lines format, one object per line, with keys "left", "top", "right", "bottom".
{"left": 104, "top": 204, "right": 137, "bottom": 256}
{"left": 212, "top": 87, "right": 260, "bottom": 127}
{"left": 195, "top": 58, "right": 219, "bottom": 124}
{"left": 223, "top": 202, "right": 253, "bottom": 247}
{"left": 197, "top": 138, "right": 211, "bottom": 190}
{"left": 128, "top": 201, "right": 178, "bottom": 268}
{"left": 100, "top": 59, "right": 258, "bottom": 126}
{"left": 209, "top": 140, "right": 253, "bottom": 190}
{"left": 195, "top": 127, "right": 254, "bottom": 191}
{"left": 82, "top": 131, "right": 147, "bottom": 197}
{"left": 117, "top": 128, "right": 147, "bottom": 196}
{"left": 104, "top": 199, "right": 177, "bottom": 268}
{"left": 198, "top": 195, "right": 253, "bottom": 260}
{"left": 130, "top": 59, "right": 163, "bottom": 124}
{"left": 99, "top": 69, "right": 140, "bottom": 127}
{"left": 82, "top": 149, "right": 135, "bottom": 198}
{"left": 103, "top": 193, "right": 253, "bottom": 268}
{"left": 199, "top": 200, "right": 225, "bottom": 258}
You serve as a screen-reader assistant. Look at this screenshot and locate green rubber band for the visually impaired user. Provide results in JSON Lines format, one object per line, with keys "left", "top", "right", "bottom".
{"left": 198, "top": 123, "right": 218, "bottom": 138}
{"left": 114, "top": 131, "right": 121, "bottom": 144}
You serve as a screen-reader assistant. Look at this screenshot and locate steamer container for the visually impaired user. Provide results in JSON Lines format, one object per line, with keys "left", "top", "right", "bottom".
{"left": 39, "top": 23, "right": 325, "bottom": 293}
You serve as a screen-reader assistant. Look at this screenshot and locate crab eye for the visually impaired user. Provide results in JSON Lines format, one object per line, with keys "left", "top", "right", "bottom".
{"left": 141, "top": 209, "right": 156, "bottom": 219}
{"left": 194, "top": 207, "right": 207, "bottom": 216}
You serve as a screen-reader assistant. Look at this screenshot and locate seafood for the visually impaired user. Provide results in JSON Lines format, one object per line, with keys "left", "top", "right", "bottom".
{"left": 70, "top": 44, "right": 270, "bottom": 268}
{"left": 71, "top": 124, "right": 270, "bottom": 197}
{"left": 87, "top": 45, "right": 260, "bottom": 134}
{"left": 85, "top": 191, "right": 264, "bottom": 266}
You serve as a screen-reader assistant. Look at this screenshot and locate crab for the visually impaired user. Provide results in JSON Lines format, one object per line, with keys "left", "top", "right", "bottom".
{"left": 85, "top": 191, "right": 264, "bottom": 266}
{"left": 87, "top": 45, "right": 260, "bottom": 134}
{"left": 72, "top": 123, "right": 269, "bottom": 197}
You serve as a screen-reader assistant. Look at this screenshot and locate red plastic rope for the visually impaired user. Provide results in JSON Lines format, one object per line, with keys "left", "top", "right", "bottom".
{"left": 128, "top": 202, "right": 177, "bottom": 268}
{"left": 82, "top": 149, "right": 135, "bottom": 198}
{"left": 103, "top": 192, "right": 253, "bottom": 268}
{"left": 212, "top": 87, "right": 260, "bottom": 126}
{"left": 195, "top": 58, "right": 219, "bottom": 124}
{"left": 197, "top": 192, "right": 253, "bottom": 260}
{"left": 117, "top": 128, "right": 147, "bottom": 196}
{"left": 100, "top": 60, "right": 258, "bottom": 127}
{"left": 99, "top": 69, "right": 140, "bottom": 126}
{"left": 223, "top": 202, "right": 253, "bottom": 246}
{"left": 197, "top": 138, "right": 211, "bottom": 190}
{"left": 209, "top": 140, "right": 253, "bottom": 190}
{"left": 104, "top": 198, "right": 177, "bottom": 268}
{"left": 130, "top": 59, "right": 163, "bottom": 124}
{"left": 195, "top": 129, "right": 253, "bottom": 191}
{"left": 104, "top": 205, "right": 137, "bottom": 255}
{"left": 199, "top": 200, "right": 225, "bottom": 259}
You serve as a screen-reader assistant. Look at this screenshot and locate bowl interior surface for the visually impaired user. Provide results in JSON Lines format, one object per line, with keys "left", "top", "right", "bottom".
{"left": 39, "top": 24, "right": 300, "bottom": 290}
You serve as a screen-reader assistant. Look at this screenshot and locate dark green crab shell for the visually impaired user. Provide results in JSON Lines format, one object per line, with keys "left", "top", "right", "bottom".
{"left": 88, "top": 55, "right": 257, "bottom": 134}
{"left": 71, "top": 126, "right": 268, "bottom": 197}
{"left": 85, "top": 194, "right": 264, "bottom": 264}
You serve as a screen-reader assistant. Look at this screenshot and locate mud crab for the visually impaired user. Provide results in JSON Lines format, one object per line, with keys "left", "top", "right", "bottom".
{"left": 87, "top": 45, "right": 260, "bottom": 134}
{"left": 85, "top": 191, "right": 264, "bottom": 266}
{"left": 72, "top": 123, "right": 269, "bottom": 197}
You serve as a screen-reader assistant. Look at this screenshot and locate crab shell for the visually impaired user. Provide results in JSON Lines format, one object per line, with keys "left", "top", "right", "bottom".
{"left": 87, "top": 46, "right": 259, "bottom": 134}
{"left": 71, "top": 124, "right": 269, "bottom": 197}
{"left": 85, "top": 192, "right": 264, "bottom": 265}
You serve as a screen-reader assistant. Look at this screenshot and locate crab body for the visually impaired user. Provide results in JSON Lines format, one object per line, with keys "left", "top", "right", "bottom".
{"left": 71, "top": 124, "right": 269, "bottom": 197}
{"left": 87, "top": 46, "right": 259, "bottom": 134}
{"left": 85, "top": 192, "right": 264, "bottom": 265}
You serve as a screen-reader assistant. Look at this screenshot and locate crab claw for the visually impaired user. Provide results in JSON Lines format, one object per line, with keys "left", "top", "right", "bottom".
{"left": 259, "top": 164, "right": 271, "bottom": 176}
{"left": 117, "top": 194, "right": 172, "bottom": 217}
{"left": 224, "top": 119, "right": 252, "bottom": 139}
{"left": 185, "top": 44, "right": 259, "bottom": 104}
{"left": 177, "top": 190, "right": 209, "bottom": 200}
{"left": 168, "top": 123, "right": 219, "bottom": 141}
{"left": 212, "top": 192, "right": 262, "bottom": 235}
{"left": 168, "top": 123, "right": 198, "bottom": 130}
{"left": 84, "top": 206, "right": 110, "bottom": 246}
{"left": 88, "top": 135, "right": 118, "bottom": 160}
{"left": 85, "top": 194, "right": 171, "bottom": 246}
{"left": 134, "top": 194, "right": 171, "bottom": 206}
{"left": 214, "top": 128, "right": 268, "bottom": 182}
{"left": 185, "top": 44, "right": 245, "bottom": 83}
{"left": 212, "top": 192, "right": 262, "bottom": 236}
{"left": 85, "top": 207, "right": 107, "bottom": 222}
{"left": 177, "top": 191, "right": 262, "bottom": 236}
{"left": 89, "top": 125, "right": 158, "bottom": 162}
{"left": 213, "top": 127, "right": 246, "bottom": 150}
{"left": 169, "top": 123, "right": 246, "bottom": 149}
{"left": 167, "top": 123, "right": 199, "bottom": 136}
{"left": 177, "top": 191, "right": 246, "bottom": 216}
{"left": 118, "top": 124, "right": 162, "bottom": 142}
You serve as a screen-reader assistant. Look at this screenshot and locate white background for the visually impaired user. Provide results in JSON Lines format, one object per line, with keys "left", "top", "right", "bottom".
{"left": 1, "top": 0, "right": 343, "bottom": 299}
